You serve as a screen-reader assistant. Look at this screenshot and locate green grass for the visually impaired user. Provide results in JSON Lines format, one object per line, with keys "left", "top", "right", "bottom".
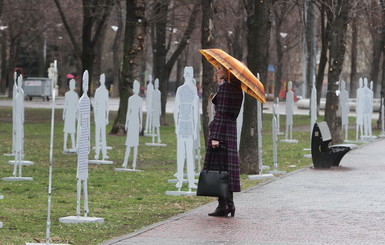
{"left": 0, "top": 105, "right": 379, "bottom": 244}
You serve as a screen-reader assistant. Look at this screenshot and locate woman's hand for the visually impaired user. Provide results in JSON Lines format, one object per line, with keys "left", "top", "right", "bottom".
{"left": 211, "top": 140, "right": 220, "bottom": 148}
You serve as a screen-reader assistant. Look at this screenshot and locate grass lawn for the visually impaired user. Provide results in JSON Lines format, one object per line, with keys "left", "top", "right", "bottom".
{"left": 0, "top": 105, "right": 377, "bottom": 244}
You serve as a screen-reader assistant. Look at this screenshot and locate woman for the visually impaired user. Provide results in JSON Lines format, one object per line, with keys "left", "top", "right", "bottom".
{"left": 205, "top": 64, "right": 243, "bottom": 217}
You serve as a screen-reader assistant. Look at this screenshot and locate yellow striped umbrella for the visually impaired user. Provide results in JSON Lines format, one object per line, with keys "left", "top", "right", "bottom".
{"left": 200, "top": 48, "right": 266, "bottom": 104}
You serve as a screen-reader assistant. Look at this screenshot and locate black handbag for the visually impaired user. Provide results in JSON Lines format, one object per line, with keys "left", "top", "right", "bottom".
{"left": 196, "top": 146, "right": 229, "bottom": 198}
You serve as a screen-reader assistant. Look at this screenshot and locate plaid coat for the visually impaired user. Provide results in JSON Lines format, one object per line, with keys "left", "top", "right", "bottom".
{"left": 204, "top": 78, "right": 243, "bottom": 192}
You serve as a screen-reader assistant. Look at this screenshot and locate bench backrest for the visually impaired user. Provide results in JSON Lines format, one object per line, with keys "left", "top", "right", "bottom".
{"left": 317, "top": 122, "right": 332, "bottom": 142}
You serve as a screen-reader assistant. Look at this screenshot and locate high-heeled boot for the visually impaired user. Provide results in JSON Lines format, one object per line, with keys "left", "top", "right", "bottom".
{"left": 227, "top": 191, "right": 235, "bottom": 217}
{"left": 208, "top": 197, "right": 229, "bottom": 216}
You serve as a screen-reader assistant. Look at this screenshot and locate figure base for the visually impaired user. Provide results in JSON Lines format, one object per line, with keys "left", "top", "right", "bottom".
{"left": 63, "top": 149, "right": 77, "bottom": 154}
{"left": 145, "top": 143, "right": 167, "bottom": 147}
{"left": 361, "top": 136, "right": 377, "bottom": 141}
{"left": 165, "top": 190, "right": 196, "bottom": 196}
{"left": 173, "top": 173, "right": 200, "bottom": 177}
{"left": 280, "top": 139, "right": 299, "bottom": 143}
{"left": 27, "top": 243, "right": 69, "bottom": 245}
{"left": 304, "top": 154, "right": 312, "bottom": 158}
{"left": 168, "top": 179, "right": 198, "bottom": 184}
{"left": 3, "top": 177, "right": 33, "bottom": 181}
{"left": 8, "top": 160, "right": 34, "bottom": 166}
{"left": 248, "top": 174, "right": 274, "bottom": 180}
{"left": 0, "top": 221, "right": 2, "bottom": 228}
{"left": 378, "top": 134, "right": 385, "bottom": 138}
{"left": 262, "top": 165, "right": 270, "bottom": 170}
{"left": 92, "top": 146, "right": 112, "bottom": 150}
{"left": 0, "top": 195, "right": 3, "bottom": 199}
{"left": 344, "top": 139, "right": 360, "bottom": 143}
{"left": 267, "top": 170, "right": 287, "bottom": 175}
{"left": 59, "top": 216, "right": 104, "bottom": 224}
{"left": 144, "top": 133, "right": 155, "bottom": 137}
{"left": 88, "top": 160, "right": 113, "bottom": 165}
{"left": 115, "top": 168, "right": 143, "bottom": 172}
{"left": 3, "top": 153, "right": 14, "bottom": 157}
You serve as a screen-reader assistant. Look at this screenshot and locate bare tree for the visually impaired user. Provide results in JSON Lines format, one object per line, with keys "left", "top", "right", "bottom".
{"left": 151, "top": 0, "right": 200, "bottom": 124}
{"left": 111, "top": 0, "right": 146, "bottom": 135}
{"left": 53, "top": 0, "right": 114, "bottom": 96}
{"left": 201, "top": 0, "right": 216, "bottom": 141}
{"left": 324, "top": 0, "right": 350, "bottom": 143}
{"left": 272, "top": 0, "right": 300, "bottom": 98}
{"left": 239, "top": 0, "right": 272, "bottom": 174}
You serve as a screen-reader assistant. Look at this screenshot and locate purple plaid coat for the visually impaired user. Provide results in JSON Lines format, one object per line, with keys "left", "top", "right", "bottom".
{"left": 204, "top": 78, "right": 243, "bottom": 192}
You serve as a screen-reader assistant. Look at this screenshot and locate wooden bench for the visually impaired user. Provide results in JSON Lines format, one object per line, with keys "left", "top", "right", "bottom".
{"left": 311, "top": 122, "right": 355, "bottom": 168}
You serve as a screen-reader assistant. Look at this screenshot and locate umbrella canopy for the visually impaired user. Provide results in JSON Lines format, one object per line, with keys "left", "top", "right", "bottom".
{"left": 200, "top": 48, "right": 266, "bottom": 104}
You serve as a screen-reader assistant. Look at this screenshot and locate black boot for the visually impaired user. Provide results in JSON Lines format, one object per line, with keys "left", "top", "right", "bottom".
{"left": 208, "top": 197, "right": 229, "bottom": 217}
{"left": 227, "top": 191, "right": 235, "bottom": 217}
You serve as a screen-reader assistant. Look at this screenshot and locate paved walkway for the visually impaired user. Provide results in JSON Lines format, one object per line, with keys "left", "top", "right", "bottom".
{"left": 101, "top": 138, "right": 385, "bottom": 245}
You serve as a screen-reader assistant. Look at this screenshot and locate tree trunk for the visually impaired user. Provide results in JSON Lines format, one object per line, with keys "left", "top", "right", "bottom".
{"left": 274, "top": 19, "right": 283, "bottom": 99}
{"left": 378, "top": 0, "right": 385, "bottom": 128}
{"left": 153, "top": 1, "right": 199, "bottom": 124}
{"left": 201, "top": 0, "right": 216, "bottom": 143}
{"left": 324, "top": 0, "right": 349, "bottom": 144}
{"left": 305, "top": 0, "right": 317, "bottom": 99}
{"left": 0, "top": 30, "right": 7, "bottom": 94}
{"left": 152, "top": 1, "right": 169, "bottom": 123}
{"left": 111, "top": 0, "right": 146, "bottom": 135}
{"left": 240, "top": 0, "right": 271, "bottom": 174}
{"left": 111, "top": 3, "right": 123, "bottom": 98}
{"left": 349, "top": 14, "right": 358, "bottom": 98}
{"left": 316, "top": 4, "right": 330, "bottom": 108}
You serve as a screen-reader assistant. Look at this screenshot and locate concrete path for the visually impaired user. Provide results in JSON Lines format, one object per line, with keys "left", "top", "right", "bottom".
{"left": 101, "top": 138, "right": 385, "bottom": 245}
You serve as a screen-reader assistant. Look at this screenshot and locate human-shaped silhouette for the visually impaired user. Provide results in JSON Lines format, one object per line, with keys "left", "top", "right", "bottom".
{"left": 362, "top": 79, "right": 372, "bottom": 138}
{"left": 13, "top": 75, "right": 25, "bottom": 177}
{"left": 192, "top": 77, "right": 202, "bottom": 172}
{"left": 63, "top": 79, "right": 79, "bottom": 152}
{"left": 151, "top": 78, "right": 162, "bottom": 143}
{"left": 285, "top": 81, "right": 294, "bottom": 140}
{"left": 47, "top": 61, "right": 58, "bottom": 96}
{"left": 339, "top": 80, "right": 349, "bottom": 141}
{"left": 11, "top": 72, "right": 18, "bottom": 155}
{"left": 144, "top": 76, "right": 154, "bottom": 135}
{"left": 93, "top": 74, "right": 110, "bottom": 160}
{"left": 76, "top": 71, "right": 91, "bottom": 217}
{"left": 356, "top": 78, "right": 364, "bottom": 140}
{"left": 173, "top": 66, "right": 198, "bottom": 192}
{"left": 123, "top": 80, "right": 143, "bottom": 169}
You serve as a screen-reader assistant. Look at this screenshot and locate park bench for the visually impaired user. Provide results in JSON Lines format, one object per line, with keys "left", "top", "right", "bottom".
{"left": 311, "top": 122, "right": 355, "bottom": 168}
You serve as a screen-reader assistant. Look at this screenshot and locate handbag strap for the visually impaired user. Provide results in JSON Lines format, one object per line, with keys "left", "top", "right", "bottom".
{"left": 205, "top": 144, "right": 227, "bottom": 172}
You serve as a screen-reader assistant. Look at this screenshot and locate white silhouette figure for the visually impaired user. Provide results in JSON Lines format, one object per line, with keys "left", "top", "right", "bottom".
{"left": 11, "top": 72, "right": 18, "bottom": 155}
{"left": 173, "top": 66, "right": 198, "bottom": 192}
{"left": 363, "top": 79, "right": 373, "bottom": 139}
{"left": 63, "top": 79, "right": 79, "bottom": 152}
{"left": 48, "top": 61, "right": 58, "bottom": 96}
{"left": 151, "top": 78, "right": 162, "bottom": 143}
{"left": 285, "top": 81, "right": 294, "bottom": 140}
{"left": 76, "top": 71, "right": 91, "bottom": 217}
{"left": 356, "top": 78, "right": 364, "bottom": 140}
{"left": 93, "top": 74, "right": 110, "bottom": 160}
{"left": 122, "top": 80, "right": 143, "bottom": 170}
{"left": 339, "top": 80, "right": 349, "bottom": 141}
{"left": 236, "top": 93, "right": 244, "bottom": 151}
{"left": 192, "top": 78, "right": 202, "bottom": 172}
{"left": 144, "top": 76, "right": 154, "bottom": 135}
{"left": 13, "top": 75, "right": 25, "bottom": 177}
